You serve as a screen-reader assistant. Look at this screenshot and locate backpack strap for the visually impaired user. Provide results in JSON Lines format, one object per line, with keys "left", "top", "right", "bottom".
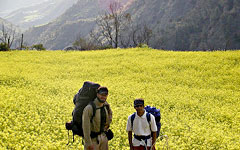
{"left": 89, "top": 101, "right": 107, "bottom": 132}
{"left": 90, "top": 101, "right": 97, "bottom": 122}
{"left": 100, "top": 106, "right": 106, "bottom": 132}
{"left": 146, "top": 112, "right": 151, "bottom": 122}
{"left": 146, "top": 112, "right": 152, "bottom": 131}
{"left": 130, "top": 113, "right": 136, "bottom": 130}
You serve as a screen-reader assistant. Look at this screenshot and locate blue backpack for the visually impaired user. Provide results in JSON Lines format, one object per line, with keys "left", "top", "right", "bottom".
{"left": 131, "top": 105, "right": 161, "bottom": 137}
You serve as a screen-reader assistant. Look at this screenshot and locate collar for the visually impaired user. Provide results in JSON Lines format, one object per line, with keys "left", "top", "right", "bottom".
{"left": 136, "top": 110, "right": 146, "bottom": 118}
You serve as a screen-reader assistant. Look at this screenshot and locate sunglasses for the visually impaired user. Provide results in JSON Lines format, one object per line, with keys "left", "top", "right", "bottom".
{"left": 134, "top": 105, "right": 143, "bottom": 108}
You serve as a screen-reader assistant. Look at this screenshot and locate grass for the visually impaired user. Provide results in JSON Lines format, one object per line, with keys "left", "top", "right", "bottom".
{"left": 0, "top": 48, "right": 239, "bottom": 149}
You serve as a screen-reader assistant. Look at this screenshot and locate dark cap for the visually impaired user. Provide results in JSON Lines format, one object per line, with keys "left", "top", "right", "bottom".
{"left": 134, "top": 98, "right": 144, "bottom": 107}
{"left": 97, "top": 86, "right": 108, "bottom": 95}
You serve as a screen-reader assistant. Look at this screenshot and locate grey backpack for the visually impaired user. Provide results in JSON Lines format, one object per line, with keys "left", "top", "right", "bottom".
{"left": 72, "top": 81, "right": 100, "bottom": 128}
{"left": 66, "top": 81, "right": 100, "bottom": 144}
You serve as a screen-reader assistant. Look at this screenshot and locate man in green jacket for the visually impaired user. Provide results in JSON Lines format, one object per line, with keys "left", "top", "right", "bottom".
{"left": 82, "top": 86, "right": 112, "bottom": 150}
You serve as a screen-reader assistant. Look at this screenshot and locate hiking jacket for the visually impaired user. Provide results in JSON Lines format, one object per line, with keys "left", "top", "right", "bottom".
{"left": 82, "top": 98, "right": 112, "bottom": 147}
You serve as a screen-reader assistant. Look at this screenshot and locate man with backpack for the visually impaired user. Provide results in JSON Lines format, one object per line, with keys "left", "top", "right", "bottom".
{"left": 126, "top": 98, "right": 157, "bottom": 150}
{"left": 82, "top": 86, "right": 112, "bottom": 150}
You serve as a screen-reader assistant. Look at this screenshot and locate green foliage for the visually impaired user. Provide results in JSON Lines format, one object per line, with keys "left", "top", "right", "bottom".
{"left": 98, "top": 45, "right": 113, "bottom": 50}
{"left": 137, "top": 43, "right": 149, "bottom": 48}
{"left": 0, "top": 43, "right": 10, "bottom": 51}
{"left": 32, "top": 44, "right": 46, "bottom": 50}
{"left": 73, "top": 37, "right": 113, "bottom": 50}
{"left": 0, "top": 48, "right": 240, "bottom": 149}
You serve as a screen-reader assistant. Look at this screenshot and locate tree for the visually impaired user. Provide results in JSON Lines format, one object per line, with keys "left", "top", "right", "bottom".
{"left": 73, "top": 34, "right": 97, "bottom": 50}
{"left": 96, "top": 1, "right": 125, "bottom": 48}
{"left": 119, "top": 18, "right": 153, "bottom": 48}
{"left": 73, "top": 33, "right": 113, "bottom": 50}
{"left": 14, "top": 33, "right": 25, "bottom": 50}
{"left": 0, "top": 24, "right": 16, "bottom": 49}
{"left": 93, "top": 1, "right": 153, "bottom": 49}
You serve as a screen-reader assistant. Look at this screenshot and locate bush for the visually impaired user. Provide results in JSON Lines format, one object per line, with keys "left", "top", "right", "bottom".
{"left": 32, "top": 44, "right": 46, "bottom": 50}
{"left": 98, "top": 45, "right": 113, "bottom": 50}
{"left": 137, "top": 43, "right": 149, "bottom": 48}
{"left": 0, "top": 43, "right": 10, "bottom": 51}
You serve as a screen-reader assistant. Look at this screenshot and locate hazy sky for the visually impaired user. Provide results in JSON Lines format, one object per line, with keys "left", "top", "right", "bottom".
{"left": 0, "top": 0, "right": 49, "bottom": 12}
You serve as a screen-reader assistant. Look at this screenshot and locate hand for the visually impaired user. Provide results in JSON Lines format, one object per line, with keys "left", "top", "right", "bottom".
{"left": 151, "top": 146, "right": 156, "bottom": 150}
{"left": 87, "top": 145, "right": 94, "bottom": 150}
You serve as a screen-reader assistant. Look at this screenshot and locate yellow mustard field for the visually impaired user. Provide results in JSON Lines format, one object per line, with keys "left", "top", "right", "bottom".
{"left": 0, "top": 48, "right": 240, "bottom": 150}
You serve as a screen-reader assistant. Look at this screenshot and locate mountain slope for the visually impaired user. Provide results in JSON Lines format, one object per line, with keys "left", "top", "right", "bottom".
{"left": 24, "top": 0, "right": 240, "bottom": 50}
{"left": 4, "top": 0, "right": 78, "bottom": 30}
{"left": 0, "top": 0, "right": 41, "bottom": 17}
{"left": 24, "top": 0, "right": 101, "bottom": 50}
{"left": 0, "top": 17, "right": 20, "bottom": 34}
{"left": 127, "top": 0, "right": 240, "bottom": 50}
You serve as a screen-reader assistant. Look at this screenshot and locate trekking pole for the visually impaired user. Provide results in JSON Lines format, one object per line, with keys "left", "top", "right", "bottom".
{"left": 141, "top": 139, "right": 148, "bottom": 150}
{"left": 141, "top": 139, "right": 156, "bottom": 150}
{"left": 149, "top": 135, "right": 169, "bottom": 150}
{"left": 141, "top": 135, "right": 169, "bottom": 150}
{"left": 158, "top": 135, "right": 169, "bottom": 150}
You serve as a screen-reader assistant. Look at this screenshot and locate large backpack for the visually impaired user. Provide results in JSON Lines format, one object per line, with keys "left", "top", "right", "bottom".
{"left": 65, "top": 81, "right": 101, "bottom": 144}
{"left": 131, "top": 105, "right": 161, "bottom": 138}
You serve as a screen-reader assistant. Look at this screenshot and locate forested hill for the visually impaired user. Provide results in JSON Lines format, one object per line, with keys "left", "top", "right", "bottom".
{"left": 24, "top": 0, "right": 240, "bottom": 50}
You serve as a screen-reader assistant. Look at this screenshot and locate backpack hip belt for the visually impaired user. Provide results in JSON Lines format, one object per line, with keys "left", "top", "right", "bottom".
{"left": 90, "top": 131, "right": 103, "bottom": 138}
{"left": 134, "top": 134, "right": 151, "bottom": 147}
{"left": 90, "top": 131, "right": 105, "bottom": 144}
{"left": 134, "top": 134, "right": 151, "bottom": 141}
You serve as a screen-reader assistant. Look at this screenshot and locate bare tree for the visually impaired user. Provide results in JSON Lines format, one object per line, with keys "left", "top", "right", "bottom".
{"left": 120, "top": 20, "right": 153, "bottom": 47}
{"left": 20, "top": 34, "right": 24, "bottom": 50}
{"left": 92, "top": 1, "right": 154, "bottom": 48}
{"left": 95, "top": 1, "right": 125, "bottom": 48}
{"left": 14, "top": 33, "right": 24, "bottom": 50}
{"left": 0, "top": 24, "right": 16, "bottom": 49}
{"left": 73, "top": 33, "right": 103, "bottom": 50}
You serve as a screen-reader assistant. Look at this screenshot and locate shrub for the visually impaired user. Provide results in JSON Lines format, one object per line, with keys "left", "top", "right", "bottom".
{"left": 0, "top": 43, "right": 10, "bottom": 51}
{"left": 137, "top": 43, "right": 149, "bottom": 48}
{"left": 32, "top": 44, "right": 46, "bottom": 50}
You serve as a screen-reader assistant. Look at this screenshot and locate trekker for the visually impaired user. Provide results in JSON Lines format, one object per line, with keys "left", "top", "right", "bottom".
{"left": 127, "top": 98, "right": 157, "bottom": 150}
{"left": 82, "top": 86, "right": 112, "bottom": 150}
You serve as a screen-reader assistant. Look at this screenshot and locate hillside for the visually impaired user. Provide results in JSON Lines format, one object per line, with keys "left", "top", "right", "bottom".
{"left": 126, "top": 0, "right": 240, "bottom": 50}
{"left": 0, "top": 49, "right": 239, "bottom": 149}
{"left": 0, "top": 17, "right": 20, "bottom": 34}
{"left": 0, "top": 0, "right": 41, "bottom": 17}
{"left": 4, "top": 0, "right": 78, "bottom": 30}
{"left": 24, "top": 0, "right": 100, "bottom": 50}
{"left": 23, "top": 0, "right": 240, "bottom": 50}
{"left": 0, "top": 17, "right": 13, "bottom": 29}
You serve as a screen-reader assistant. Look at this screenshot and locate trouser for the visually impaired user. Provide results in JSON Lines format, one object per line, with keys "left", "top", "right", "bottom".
{"left": 133, "top": 146, "right": 151, "bottom": 150}
{"left": 84, "top": 133, "right": 108, "bottom": 150}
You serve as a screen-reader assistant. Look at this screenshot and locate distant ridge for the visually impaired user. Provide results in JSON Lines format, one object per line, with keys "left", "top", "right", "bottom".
{"left": 4, "top": 0, "right": 78, "bottom": 30}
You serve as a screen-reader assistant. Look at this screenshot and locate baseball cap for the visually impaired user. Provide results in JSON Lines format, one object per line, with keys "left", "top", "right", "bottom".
{"left": 134, "top": 98, "right": 144, "bottom": 107}
{"left": 97, "top": 86, "right": 108, "bottom": 95}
